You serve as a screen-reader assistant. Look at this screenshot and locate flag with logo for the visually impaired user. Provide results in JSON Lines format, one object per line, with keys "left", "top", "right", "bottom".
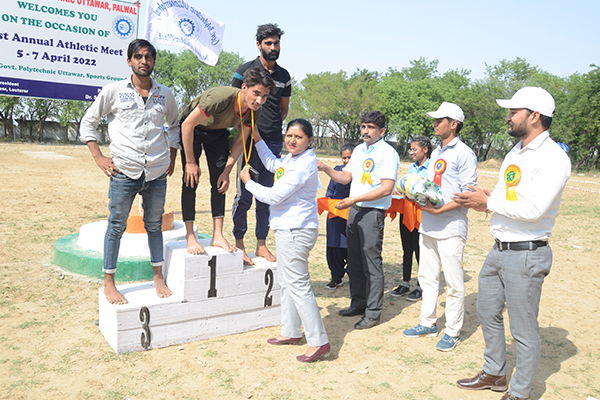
{"left": 145, "top": 0, "right": 225, "bottom": 66}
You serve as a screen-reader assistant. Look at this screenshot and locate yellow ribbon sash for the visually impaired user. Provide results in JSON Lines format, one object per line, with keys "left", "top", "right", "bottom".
{"left": 504, "top": 164, "right": 521, "bottom": 201}
{"left": 274, "top": 167, "right": 285, "bottom": 182}
{"left": 361, "top": 158, "right": 374, "bottom": 185}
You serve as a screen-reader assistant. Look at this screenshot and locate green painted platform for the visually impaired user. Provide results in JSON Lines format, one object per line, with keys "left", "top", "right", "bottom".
{"left": 52, "top": 232, "right": 211, "bottom": 282}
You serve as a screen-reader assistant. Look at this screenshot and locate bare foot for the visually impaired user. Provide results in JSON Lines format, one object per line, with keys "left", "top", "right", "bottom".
{"left": 256, "top": 243, "right": 276, "bottom": 262}
{"left": 153, "top": 267, "right": 172, "bottom": 298}
{"left": 186, "top": 233, "right": 206, "bottom": 255}
{"left": 211, "top": 236, "right": 236, "bottom": 252}
{"left": 242, "top": 251, "right": 255, "bottom": 266}
{"left": 104, "top": 274, "right": 127, "bottom": 304}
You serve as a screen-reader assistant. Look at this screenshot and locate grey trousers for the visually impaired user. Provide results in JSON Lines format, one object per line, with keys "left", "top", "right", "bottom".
{"left": 477, "top": 244, "right": 552, "bottom": 398}
{"left": 275, "top": 228, "right": 329, "bottom": 347}
{"left": 346, "top": 207, "right": 385, "bottom": 320}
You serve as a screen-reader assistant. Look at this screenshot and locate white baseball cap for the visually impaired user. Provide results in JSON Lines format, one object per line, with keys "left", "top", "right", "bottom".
{"left": 496, "top": 87, "right": 555, "bottom": 117}
{"left": 426, "top": 102, "right": 465, "bottom": 122}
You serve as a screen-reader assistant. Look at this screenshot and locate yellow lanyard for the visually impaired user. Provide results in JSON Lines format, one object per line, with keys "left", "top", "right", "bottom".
{"left": 237, "top": 91, "right": 254, "bottom": 165}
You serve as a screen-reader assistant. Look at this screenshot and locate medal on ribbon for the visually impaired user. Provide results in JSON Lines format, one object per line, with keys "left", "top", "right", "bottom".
{"left": 274, "top": 167, "right": 285, "bottom": 182}
{"left": 433, "top": 159, "right": 447, "bottom": 186}
{"left": 238, "top": 92, "right": 259, "bottom": 178}
{"left": 504, "top": 164, "right": 521, "bottom": 201}
{"left": 361, "top": 158, "right": 374, "bottom": 184}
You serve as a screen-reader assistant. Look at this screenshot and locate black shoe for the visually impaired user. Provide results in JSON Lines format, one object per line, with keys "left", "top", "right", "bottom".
{"left": 338, "top": 306, "right": 365, "bottom": 317}
{"left": 407, "top": 288, "right": 422, "bottom": 302}
{"left": 354, "top": 317, "right": 380, "bottom": 329}
{"left": 390, "top": 285, "right": 410, "bottom": 297}
{"left": 325, "top": 280, "right": 343, "bottom": 289}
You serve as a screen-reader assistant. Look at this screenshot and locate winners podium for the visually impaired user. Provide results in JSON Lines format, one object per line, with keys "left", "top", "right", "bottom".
{"left": 98, "top": 239, "right": 280, "bottom": 353}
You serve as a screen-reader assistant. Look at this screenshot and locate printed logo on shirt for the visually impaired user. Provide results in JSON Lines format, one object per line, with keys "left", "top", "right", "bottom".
{"left": 504, "top": 164, "right": 521, "bottom": 201}
{"left": 433, "top": 159, "right": 447, "bottom": 186}
{"left": 118, "top": 92, "right": 135, "bottom": 103}
{"left": 274, "top": 167, "right": 285, "bottom": 182}
{"left": 361, "top": 158, "right": 375, "bottom": 185}
{"left": 152, "top": 95, "right": 166, "bottom": 106}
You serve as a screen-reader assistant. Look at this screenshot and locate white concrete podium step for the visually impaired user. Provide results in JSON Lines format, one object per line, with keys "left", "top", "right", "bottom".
{"left": 99, "top": 239, "right": 280, "bottom": 353}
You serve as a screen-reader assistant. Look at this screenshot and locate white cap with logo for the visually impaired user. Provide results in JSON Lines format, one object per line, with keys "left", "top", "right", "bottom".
{"left": 426, "top": 101, "right": 465, "bottom": 122}
{"left": 496, "top": 87, "right": 555, "bottom": 117}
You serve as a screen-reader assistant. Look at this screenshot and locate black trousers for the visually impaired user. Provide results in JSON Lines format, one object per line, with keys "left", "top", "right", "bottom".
{"left": 326, "top": 246, "right": 347, "bottom": 283}
{"left": 180, "top": 127, "right": 229, "bottom": 221}
{"left": 347, "top": 206, "right": 385, "bottom": 320}
{"left": 399, "top": 213, "right": 420, "bottom": 283}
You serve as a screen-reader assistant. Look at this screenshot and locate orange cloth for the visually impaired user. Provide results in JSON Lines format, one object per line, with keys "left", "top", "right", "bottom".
{"left": 318, "top": 197, "right": 421, "bottom": 230}
{"left": 385, "top": 198, "right": 421, "bottom": 231}
{"left": 317, "top": 197, "right": 350, "bottom": 220}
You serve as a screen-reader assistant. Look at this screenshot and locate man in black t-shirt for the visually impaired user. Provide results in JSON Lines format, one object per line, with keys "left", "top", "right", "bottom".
{"left": 231, "top": 23, "right": 292, "bottom": 265}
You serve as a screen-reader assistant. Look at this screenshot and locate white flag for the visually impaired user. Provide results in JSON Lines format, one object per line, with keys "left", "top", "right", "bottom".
{"left": 145, "top": 0, "right": 225, "bottom": 66}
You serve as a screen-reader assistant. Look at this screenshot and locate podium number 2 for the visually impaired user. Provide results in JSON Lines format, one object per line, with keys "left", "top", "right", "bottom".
{"left": 208, "top": 256, "right": 217, "bottom": 298}
{"left": 264, "top": 269, "right": 273, "bottom": 307}
{"left": 139, "top": 306, "right": 151, "bottom": 350}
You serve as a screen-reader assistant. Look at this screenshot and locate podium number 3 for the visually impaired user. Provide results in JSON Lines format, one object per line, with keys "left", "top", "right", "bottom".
{"left": 139, "top": 306, "right": 151, "bottom": 350}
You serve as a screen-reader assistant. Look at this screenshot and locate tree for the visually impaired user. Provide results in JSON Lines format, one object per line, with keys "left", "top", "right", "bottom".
{"left": 153, "top": 49, "right": 244, "bottom": 107}
{"left": 0, "top": 96, "right": 21, "bottom": 140}
{"left": 557, "top": 66, "right": 600, "bottom": 170}
{"left": 56, "top": 100, "right": 88, "bottom": 143}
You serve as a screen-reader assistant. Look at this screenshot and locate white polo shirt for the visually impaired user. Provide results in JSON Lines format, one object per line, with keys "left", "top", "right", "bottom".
{"left": 345, "top": 139, "right": 400, "bottom": 210}
{"left": 245, "top": 140, "right": 319, "bottom": 231}
{"left": 420, "top": 137, "right": 478, "bottom": 240}
{"left": 488, "top": 131, "right": 571, "bottom": 242}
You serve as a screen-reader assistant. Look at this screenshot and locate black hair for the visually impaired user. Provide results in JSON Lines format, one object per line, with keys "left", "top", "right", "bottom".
{"left": 286, "top": 118, "right": 314, "bottom": 138}
{"left": 127, "top": 39, "right": 156, "bottom": 61}
{"left": 360, "top": 111, "right": 386, "bottom": 129}
{"left": 525, "top": 109, "right": 553, "bottom": 130}
{"left": 409, "top": 136, "right": 433, "bottom": 159}
{"left": 539, "top": 115, "right": 552, "bottom": 130}
{"left": 256, "top": 23, "right": 284, "bottom": 43}
{"left": 243, "top": 67, "right": 275, "bottom": 92}
{"left": 443, "top": 117, "right": 463, "bottom": 134}
{"left": 340, "top": 143, "right": 355, "bottom": 154}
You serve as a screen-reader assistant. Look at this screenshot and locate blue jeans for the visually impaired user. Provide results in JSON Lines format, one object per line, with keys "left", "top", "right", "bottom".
{"left": 103, "top": 171, "right": 167, "bottom": 273}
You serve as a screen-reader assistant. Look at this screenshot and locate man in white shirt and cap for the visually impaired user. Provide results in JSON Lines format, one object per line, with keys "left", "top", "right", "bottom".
{"left": 454, "top": 87, "right": 571, "bottom": 400}
{"left": 403, "top": 102, "right": 478, "bottom": 352}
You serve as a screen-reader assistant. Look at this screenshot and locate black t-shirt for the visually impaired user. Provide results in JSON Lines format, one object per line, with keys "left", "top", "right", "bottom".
{"left": 232, "top": 57, "right": 291, "bottom": 144}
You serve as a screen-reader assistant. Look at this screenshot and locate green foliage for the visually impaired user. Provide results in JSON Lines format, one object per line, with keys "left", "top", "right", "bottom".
{"left": 1, "top": 53, "right": 598, "bottom": 169}
{"left": 153, "top": 49, "right": 244, "bottom": 107}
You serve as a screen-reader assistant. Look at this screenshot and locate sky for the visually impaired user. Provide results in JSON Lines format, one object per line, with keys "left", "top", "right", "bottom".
{"left": 141, "top": 0, "right": 599, "bottom": 83}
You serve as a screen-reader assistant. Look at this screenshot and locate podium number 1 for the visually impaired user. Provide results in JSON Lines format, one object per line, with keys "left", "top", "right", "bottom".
{"left": 208, "top": 256, "right": 217, "bottom": 298}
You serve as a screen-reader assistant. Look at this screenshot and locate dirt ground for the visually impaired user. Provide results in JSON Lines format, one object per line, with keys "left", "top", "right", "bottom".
{"left": 1, "top": 142, "right": 599, "bottom": 400}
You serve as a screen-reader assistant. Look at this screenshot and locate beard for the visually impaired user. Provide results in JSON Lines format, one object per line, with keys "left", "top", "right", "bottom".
{"left": 260, "top": 48, "right": 279, "bottom": 61}
{"left": 132, "top": 65, "right": 153, "bottom": 77}
{"left": 508, "top": 123, "right": 527, "bottom": 139}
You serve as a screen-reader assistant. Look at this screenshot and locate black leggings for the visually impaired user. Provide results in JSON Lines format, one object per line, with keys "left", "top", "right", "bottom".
{"left": 399, "top": 213, "right": 420, "bottom": 282}
{"left": 181, "top": 127, "right": 229, "bottom": 221}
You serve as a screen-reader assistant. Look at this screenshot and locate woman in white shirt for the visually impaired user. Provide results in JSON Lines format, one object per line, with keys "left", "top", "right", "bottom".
{"left": 240, "top": 118, "right": 330, "bottom": 363}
